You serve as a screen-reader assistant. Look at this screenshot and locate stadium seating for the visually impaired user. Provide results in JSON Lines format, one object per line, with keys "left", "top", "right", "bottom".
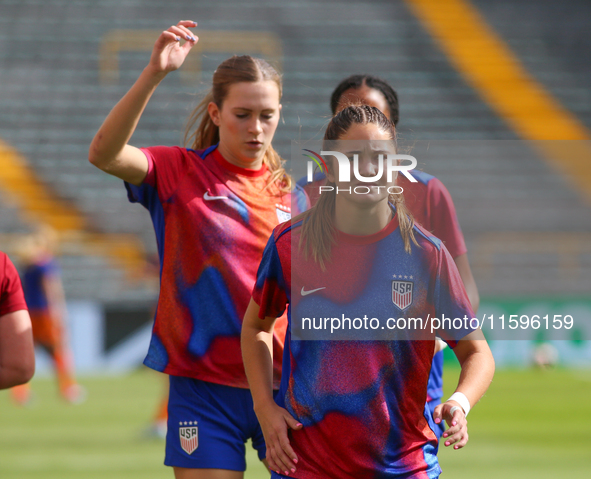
{"left": 0, "top": 0, "right": 590, "bottom": 302}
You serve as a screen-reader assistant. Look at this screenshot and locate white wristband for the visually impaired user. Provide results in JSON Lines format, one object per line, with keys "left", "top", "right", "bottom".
{"left": 447, "top": 392, "right": 471, "bottom": 416}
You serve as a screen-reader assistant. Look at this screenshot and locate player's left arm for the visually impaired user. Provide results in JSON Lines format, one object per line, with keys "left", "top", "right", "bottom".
{"left": 433, "top": 330, "right": 495, "bottom": 449}
{"left": 241, "top": 298, "right": 302, "bottom": 475}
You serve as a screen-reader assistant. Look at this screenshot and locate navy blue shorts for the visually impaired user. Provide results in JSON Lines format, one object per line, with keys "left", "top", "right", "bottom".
{"left": 165, "top": 376, "right": 266, "bottom": 470}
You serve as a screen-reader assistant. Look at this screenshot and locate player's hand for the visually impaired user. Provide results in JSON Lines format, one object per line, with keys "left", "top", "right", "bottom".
{"left": 433, "top": 400, "right": 468, "bottom": 449}
{"left": 147, "top": 21, "right": 198, "bottom": 75}
{"left": 257, "top": 403, "right": 302, "bottom": 476}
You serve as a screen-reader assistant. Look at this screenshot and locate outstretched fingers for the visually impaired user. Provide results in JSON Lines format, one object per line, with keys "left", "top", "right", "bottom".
{"left": 155, "top": 30, "right": 181, "bottom": 47}
{"left": 178, "top": 20, "right": 198, "bottom": 28}
{"left": 167, "top": 22, "right": 197, "bottom": 44}
{"left": 266, "top": 412, "right": 302, "bottom": 476}
{"left": 149, "top": 21, "right": 198, "bottom": 73}
{"left": 441, "top": 403, "right": 469, "bottom": 449}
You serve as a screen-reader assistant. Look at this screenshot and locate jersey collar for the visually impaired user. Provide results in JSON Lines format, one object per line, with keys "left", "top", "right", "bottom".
{"left": 335, "top": 213, "right": 399, "bottom": 245}
{"left": 211, "top": 147, "right": 268, "bottom": 178}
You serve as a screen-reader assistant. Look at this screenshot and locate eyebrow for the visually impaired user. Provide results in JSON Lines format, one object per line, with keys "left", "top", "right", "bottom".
{"left": 231, "top": 107, "right": 276, "bottom": 112}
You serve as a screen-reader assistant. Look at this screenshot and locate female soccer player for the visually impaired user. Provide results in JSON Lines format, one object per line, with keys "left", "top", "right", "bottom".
{"left": 89, "top": 21, "right": 306, "bottom": 479}
{"left": 302, "top": 74, "right": 480, "bottom": 438}
{"left": 331, "top": 74, "right": 479, "bottom": 310}
{"left": 242, "top": 105, "right": 495, "bottom": 478}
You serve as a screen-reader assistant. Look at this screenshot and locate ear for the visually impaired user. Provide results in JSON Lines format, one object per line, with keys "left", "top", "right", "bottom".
{"left": 207, "top": 102, "right": 221, "bottom": 127}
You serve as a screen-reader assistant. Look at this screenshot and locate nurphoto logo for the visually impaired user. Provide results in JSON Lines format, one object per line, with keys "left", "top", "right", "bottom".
{"left": 303, "top": 149, "right": 418, "bottom": 195}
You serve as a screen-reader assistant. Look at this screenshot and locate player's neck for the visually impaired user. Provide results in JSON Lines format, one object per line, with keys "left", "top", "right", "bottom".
{"left": 333, "top": 198, "right": 393, "bottom": 236}
{"left": 216, "top": 143, "right": 264, "bottom": 171}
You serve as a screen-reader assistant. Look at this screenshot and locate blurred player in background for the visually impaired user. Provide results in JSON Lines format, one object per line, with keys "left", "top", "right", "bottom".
{"left": 0, "top": 251, "right": 35, "bottom": 389}
{"left": 299, "top": 74, "right": 479, "bottom": 438}
{"left": 11, "top": 225, "right": 85, "bottom": 405}
{"left": 89, "top": 21, "right": 307, "bottom": 479}
{"left": 243, "top": 105, "right": 495, "bottom": 478}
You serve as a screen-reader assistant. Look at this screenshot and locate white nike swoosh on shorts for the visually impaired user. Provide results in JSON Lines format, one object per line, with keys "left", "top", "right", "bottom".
{"left": 301, "top": 286, "right": 326, "bottom": 296}
{"left": 203, "top": 191, "right": 229, "bottom": 201}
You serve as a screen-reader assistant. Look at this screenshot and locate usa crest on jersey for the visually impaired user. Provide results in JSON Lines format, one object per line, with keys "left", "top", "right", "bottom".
{"left": 179, "top": 422, "right": 199, "bottom": 454}
{"left": 392, "top": 280, "right": 413, "bottom": 310}
{"left": 276, "top": 203, "right": 291, "bottom": 223}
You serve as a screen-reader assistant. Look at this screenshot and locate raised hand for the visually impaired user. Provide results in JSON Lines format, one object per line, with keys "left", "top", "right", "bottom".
{"left": 89, "top": 20, "right": 199, "bottom": 184}
{"left": 147, "top": 20, "right": 198, "bottom": 75}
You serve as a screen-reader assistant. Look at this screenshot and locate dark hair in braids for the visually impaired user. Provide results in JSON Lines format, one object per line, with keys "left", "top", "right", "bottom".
{"left": 299, "top": 105, "right": 416, "bottom": 269}
{"left": 330, "top": 74, "right": 400, "bottom": 126}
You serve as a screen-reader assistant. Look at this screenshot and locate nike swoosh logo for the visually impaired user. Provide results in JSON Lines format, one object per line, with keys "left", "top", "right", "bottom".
{"left": 301, "top": 286, "right": 326, "bottom": 296}
{"left": 204, "top": 191, "right": 229, "bottom": 201}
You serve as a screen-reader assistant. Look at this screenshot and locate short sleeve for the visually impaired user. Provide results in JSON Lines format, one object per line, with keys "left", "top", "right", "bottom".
{"left": 125, "top": 146, "right": 193, "bottom": 206}
{"left": 433, "top": 244, "right": 475, "bottom": 347}
{"left": 0, "top": 253, "right": 28, "bottom": 316}
{"left": 252, "top": 234, "right": 288, "bottom": 319}
{"left": 426, "top": 178, "right": 467, "bottom": 258}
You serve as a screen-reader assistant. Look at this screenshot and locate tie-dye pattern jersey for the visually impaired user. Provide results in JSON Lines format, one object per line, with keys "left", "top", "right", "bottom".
{"left": 253, "top": 217, "right": 475, "bottom": 478}
{"left": 126, "top": 145, "right": 308, "bottom": 389}
{"left": 298, "top": 171, "right": 467, "bottom": 411}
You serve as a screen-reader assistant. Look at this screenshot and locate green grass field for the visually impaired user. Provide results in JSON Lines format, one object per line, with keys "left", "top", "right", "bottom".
{"left": 1, "top": 367, "right": 590, "bottom": 478}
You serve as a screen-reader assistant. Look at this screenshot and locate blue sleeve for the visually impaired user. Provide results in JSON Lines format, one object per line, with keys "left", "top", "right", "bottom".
{"left": 253, "top": 233, "right": 288, "bottom": 319}
{"left": 125, "top": 181, "right": 154, "bottom": 208}
{"left": 123, "top": 180, "right": 166, "bottom": 266}
{"left": 291, "top": 183, "right": 311, "bottom": 215}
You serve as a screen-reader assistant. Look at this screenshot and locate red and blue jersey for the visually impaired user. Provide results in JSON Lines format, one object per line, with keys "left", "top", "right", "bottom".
{"left": 126, "top": 145, "right": 308, "bottom": 389}
{"left": 298, "top": 171, "right": 467, "bottom": 408}
{"left": 253, "top": 216, "right": 474, "bottom": 478}
{"left": 22, "top": 257, "right": 58, "bottom": 311}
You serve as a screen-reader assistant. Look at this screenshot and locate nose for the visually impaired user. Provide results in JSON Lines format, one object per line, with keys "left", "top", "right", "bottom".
{"left": 248, "top": 118, "right": 263, "bottom": 135}
{"left": 356, "top": 153, "right": 379, "bottom": 176}
{"left": 351, "top": 151, "right": 385, "bottom": 184}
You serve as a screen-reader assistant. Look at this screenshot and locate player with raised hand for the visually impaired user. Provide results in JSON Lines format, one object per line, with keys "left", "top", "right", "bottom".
{"left": 302, "top": 74, "right": 480, "bottom": 439}
{"left": 242, "top": 105, "right": 494, "bottom": 478}
{"left": 89, "top": 21, "right": 307, "bottom": 479}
